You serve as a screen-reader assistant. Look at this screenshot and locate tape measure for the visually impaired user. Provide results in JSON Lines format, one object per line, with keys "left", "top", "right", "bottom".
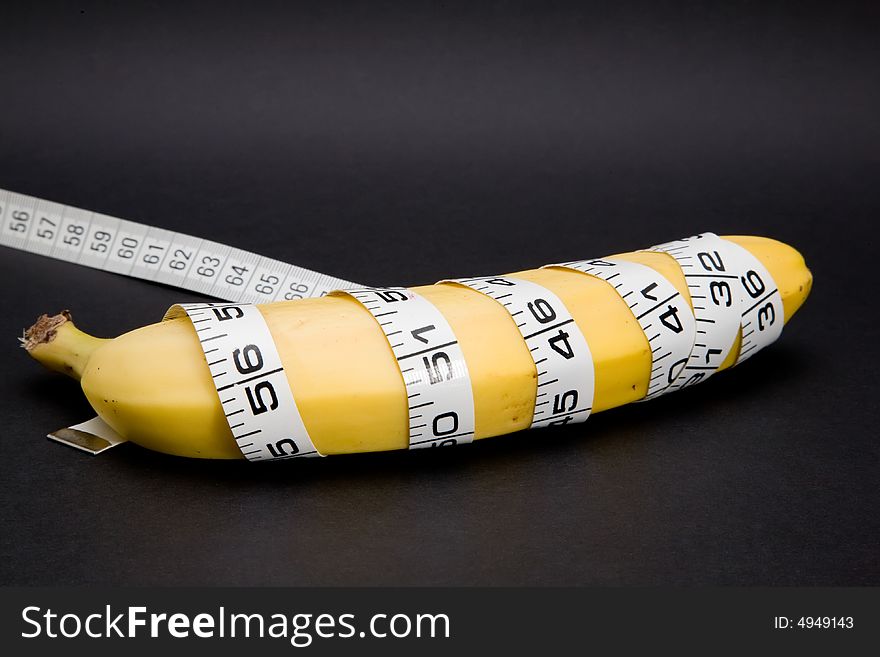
{"left": 650, "top": 233, "right": 784, "bottom": 379}
{"left": 0, "top": 187, "right": 355, "bottom": 302}
{"left": 442, "top": 276, "right": 595, "bottom": 429}
{"left": 2, "top": 188, "right": 784, "bottom": 461}
{"left": 543, "top": 258, "right": 696, "bottom": 400}
{"left": 334, "top": 288, "right": 476, "bottom": 449}
{"left": 164, "top": 302, "right": 322, "bottom": 460}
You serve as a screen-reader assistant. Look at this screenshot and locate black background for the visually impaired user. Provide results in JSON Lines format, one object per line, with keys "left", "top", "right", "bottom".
{"left": 0, "top": 1, "right": 877, "bottom": 586}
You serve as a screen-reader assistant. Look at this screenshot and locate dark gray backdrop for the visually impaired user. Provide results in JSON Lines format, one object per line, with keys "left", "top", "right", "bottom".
{"left": 1, "top": 1, "right": 877, "bottom": 585}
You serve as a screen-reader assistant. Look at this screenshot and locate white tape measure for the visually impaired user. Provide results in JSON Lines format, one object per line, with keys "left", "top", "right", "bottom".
{"left": 1, "top": 186, "right": 786, "bottom": 459}
{"left": 726, "top": 243, "right": 785, "bottom": 365}
{"left": 164, "top": 302, "right": 322, "bottom": 461}
{"left": 334, "top": 288, "right": 476, "bottom": 448}
{"left": 650, "top": 233, "right": 784, "bottom": 376}
{"left": 544, "top": 258, "right": 696, "bottom": 399}
{"left": 443, "top": 276, "right": 595, "bottom": 428}
{"left": 0, "top": 187, "right": 355, "bottom": 302}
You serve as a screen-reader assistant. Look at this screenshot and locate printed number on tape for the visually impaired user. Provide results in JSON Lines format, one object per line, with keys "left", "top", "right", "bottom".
{"left": 649, "top": 233, "right": 744, "bottom": 391}
{"left": 445, "top": 276, "right": 595, "bottom": 428}
{"left": 546, "top": 258, "right": 696, "bottom": 399}
{"left": 651, "top": 233, "right": 784, "bottom": 374}
{"left": 0, "top": 187, "right": 355, "bottom": 302}
{"left": 164, "top": 302, "right": 321, "bottom": 461}
{"left": 723, "top": 241, "right": 784, "bottom": 364}
{"left": 336, "top": 288, "right": 476, "bottom": 449}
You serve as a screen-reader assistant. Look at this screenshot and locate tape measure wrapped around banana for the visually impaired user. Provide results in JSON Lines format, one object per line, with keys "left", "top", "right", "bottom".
{"left": 23, "top": 233, "right": 812, "bottom": 461}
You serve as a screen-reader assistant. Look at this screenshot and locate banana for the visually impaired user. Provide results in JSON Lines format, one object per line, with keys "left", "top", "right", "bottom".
{"left": 23, "top": 235, "right": 812, "bottom": 459}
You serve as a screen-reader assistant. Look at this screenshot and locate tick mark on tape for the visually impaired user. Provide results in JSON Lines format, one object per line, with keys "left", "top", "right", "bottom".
{"left": 522, "top": 318, "right": 574, "bottom": 341}
{"left": 741, "top": 289, "right": 779, "bottom": 315}
{"left": 396, "top": 340, "right": 458, "bottom": 361}
{"left": 635, "top": 293, "right": 678, "bottom": 320}
{"left": 409, "top": 432, "right": 472, "bottom": 446}
{"left": 215, "top": 367, "right": 284, "bottom": 392}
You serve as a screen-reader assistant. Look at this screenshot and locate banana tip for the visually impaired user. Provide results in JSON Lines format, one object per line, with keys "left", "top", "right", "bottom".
{"left": 21, "top": 311, "right": 73, "bottom": 352}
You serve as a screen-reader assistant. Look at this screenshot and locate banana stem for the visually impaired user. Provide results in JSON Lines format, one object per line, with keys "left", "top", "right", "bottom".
{"left": 21, "top": 311, "right": 108, "bottom": 381}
